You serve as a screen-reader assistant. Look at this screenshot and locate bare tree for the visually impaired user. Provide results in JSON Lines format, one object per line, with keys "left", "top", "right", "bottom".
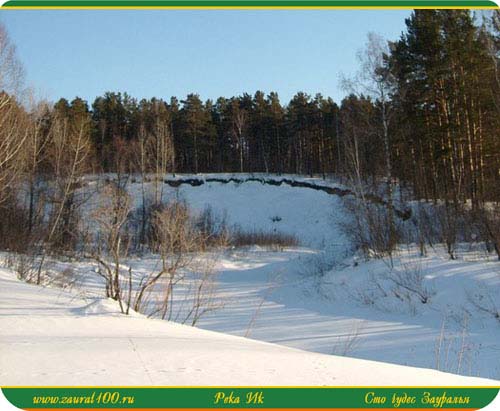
{"left": 477, "top": 204, "right": 500, "bottom": 260}
{"left": 357, "top": 33, "right": 396, "bottom": 247}
{"left": 30, "top": 110, "right": 92, "bottom": 284}
{"left": 24, "top": 100, "right": 51, "bottom": 234}
{"left": 231, "top": 100, "right": 247, "bottom": 173}
{"left": 0, "top": 22, "right": 25, "bottom": 99}
{"left": 90, "top": 183, "right": 132, "bottom": 314}
{"left": 150, "top": 106, "right": 174, "bottom": 205}
{"left": 0, "top": 96, "right": 29, "bottom": 205}
{"left": 339, "top": 33, "right": 399, "bottom": 262}
{"left": 132, "top": 113, "right": 174, "bottom": 246}
{"left": 134, "top": 124, "right": 152, "bottom": 247}
{"left": 0, "top": 23, "right": 28, "bottom": 204}
{"left": 45, "top": 111, "right": 92, "bottom": 251}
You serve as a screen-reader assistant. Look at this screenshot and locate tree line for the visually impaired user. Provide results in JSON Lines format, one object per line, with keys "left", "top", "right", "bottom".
{"left": 15, "top": 11, "right": 499, "bottom": 203}
{"left": 65, "top": 89, "right": 341, "bottom": 177}
{"left": 1, "top": 10, "right": 499, "bottom": 243}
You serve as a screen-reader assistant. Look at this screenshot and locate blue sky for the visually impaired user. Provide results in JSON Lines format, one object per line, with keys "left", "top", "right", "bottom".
{"left": 1, "top": 10, "right": 412, "bottom": 105}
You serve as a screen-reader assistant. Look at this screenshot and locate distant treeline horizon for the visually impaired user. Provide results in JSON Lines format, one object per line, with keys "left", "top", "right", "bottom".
{"left": 4, "top": 9, "right": 500, "bottom": 206}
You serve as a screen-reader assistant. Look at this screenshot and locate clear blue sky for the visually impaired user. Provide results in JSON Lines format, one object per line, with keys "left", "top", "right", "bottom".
{"left": 1, "top": 10, "right": 412, "bottom": 105}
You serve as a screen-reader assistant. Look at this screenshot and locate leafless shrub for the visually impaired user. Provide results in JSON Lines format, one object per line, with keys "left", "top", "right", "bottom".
{"left": 408, "top": 202, "right": 496, "bottom": 260}
{"left": 409, "top": 203, "right": 439, "bottom": 256}
{"left": 300, "top": 247, "right": 352, "bottom": 300}
{"left": 133, "top": 200, "right": 204, "bottom": 318}
{"left": 244, "top": 295, "right": 268, "bottom": 338}
{"left": 0, "top": 199, "right": 32, "bottom": 253}
{"left": 181, "top": 254, "right": 222, "bottom": 326}
{"left": 434, "top": 204, "right": 462, "bottom": 260}
{"left": 245, "top": 273, "right": 281, "bottom": 337}
{"left": 475, "top": 204, "right": 500, "bottom": 260}
{"left": 349, "top": 271, "right": 389, "bottom": 310}
{"left": 385, "top": 261, "right": 434, "bottom": 305}
{"left": 47, "top": 267, "right": 80, "bottom": 291}
{"left": 86, "top": 196, "right": 225, "bottom": 322}
{"left": 332, "top": 320, "right": 364, "bottom": 356}
{"left": 340, "top": 197, "right": 399, "bottom": 261}
{"left": 128, "top": 194, "right": 158, "bottom": 251}
{"left": 194, "top": 205, "right": 229, "bottom": 250}
{"left": 2, "top": 252, "right": 16, "bottom": 269}
{"left": 88, "top": 182, "right": 133, "bottom": 314}
{"left": 349, "top": 261, "right": 433, "bottom": 314}
{"left": 466, "top": 283, "right": 500, "bottom": 322}
{"left": 305, "top": 252, "right": 343, "bottom": 281}
{"left": 48, "top": 200, "right": 85, "bottom": 253}
{"left": 230, "top": 227, "right": 299, "bottom": 250}
{"left": 13, "top": 252, "right": 38, "bottom": 282}
{"left": 434, "top": 312, "right": 477, "bottom": 375}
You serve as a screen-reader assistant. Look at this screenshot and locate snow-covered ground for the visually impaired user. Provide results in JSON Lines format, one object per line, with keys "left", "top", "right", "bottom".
{"left": 2, "top": 174, "right": 500, "bottom": 384}
{"left": 0, "top": 267, "right": 496, "bottom": 386}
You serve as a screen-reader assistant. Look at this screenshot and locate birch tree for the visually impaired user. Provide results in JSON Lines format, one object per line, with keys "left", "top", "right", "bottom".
{"left": 0, "top": 23, "right": 28, "bottom": 204}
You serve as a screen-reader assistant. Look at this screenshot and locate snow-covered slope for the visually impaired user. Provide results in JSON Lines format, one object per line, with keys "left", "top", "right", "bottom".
{"left": 4, "top": 174, "right": 499, "bottom": 384}
{"left": 85, "top": 174, "right": 350, "bottom": 248}
{"left": 0, "top": 268, "right": 495, "bottom": 386}
{"left": 112, "top": 176, "right": 498, "bottom": 380}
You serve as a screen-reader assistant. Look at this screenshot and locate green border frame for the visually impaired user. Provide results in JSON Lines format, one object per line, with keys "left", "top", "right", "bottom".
{"left": 3, "top": 387, "right": 500, "bottom": 409}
